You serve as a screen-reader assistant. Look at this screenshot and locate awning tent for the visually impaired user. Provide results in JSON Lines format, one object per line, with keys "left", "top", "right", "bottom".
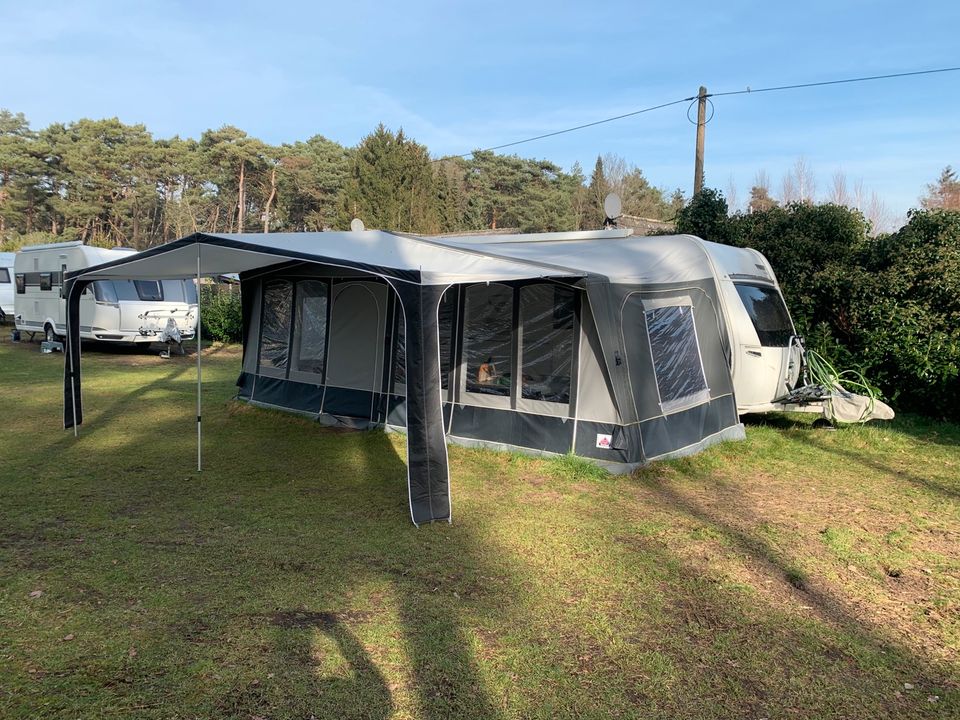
{"left": 62, "top": 230, "right": 588, "bottom": 526}
{"left": 63, "top": 229, "right": 747, "bottom": 526}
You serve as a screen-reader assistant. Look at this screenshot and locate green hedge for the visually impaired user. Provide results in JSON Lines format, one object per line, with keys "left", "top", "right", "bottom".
{"left": 199, "top": 285, "right": 243, "bottom": 343}
{"left": 677, "top": 193, "right": 960, "bottom": 420}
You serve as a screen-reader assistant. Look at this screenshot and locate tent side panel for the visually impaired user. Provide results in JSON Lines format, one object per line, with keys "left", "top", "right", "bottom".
{"left": 62, "top": 279, "right": 86, "bottom": 429}
{"left": 241, "top": 374, "right": 324, "bottom": 414}
{"left": 584, "top": 279, "right": 640, "bottom": 427}
{"left": 239, "top": 276, "right": 261, "bottom": 375}
{"left": 574, "top": 296, "right": 621, "bottom": 424}
{"left": 396, "top": 283, "right": 451, "bottom": 524}
{"left": 447, "top": 405, "right": 574, "bottom": 455}
{"left": 573, "top": 420, "right": 640, "bottom": 465}
{"left": 638, "top": 396, "right": 740, "bottom": 459}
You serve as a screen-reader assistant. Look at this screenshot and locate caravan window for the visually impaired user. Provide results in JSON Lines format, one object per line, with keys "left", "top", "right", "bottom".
{"left": 93, "top": 281, "right": 118, "bottom": 303}
{"left": 645, "top": 305, "right": 709, "bottom": 408}
{"left": 160, "top": 279, "right": 197, "bottom": 304}
{"left": 260, "top": 279, "right": 293, "bottom": 371}
{"left": 464, "top": 283, "right": 513, "bottom": 397}
{"left": 0, "top": 268, "right": 9, "bottom": 283}
{"left": 734, "top": 283, "right": 794, "bottom": 347}
{"left": 134, "top": 280, "right": 162, "bottom": 301}
{"left": 15, "top": 274, "right": 25, "bottom": 294}
{"left": 40, "top": 273, "right": 52, "bottom": 291}
{"left": 292, "top": 280, "right": 328, "bottom": 377}
{"left": 520, "top": 284, "right": 575, "bottom": 403}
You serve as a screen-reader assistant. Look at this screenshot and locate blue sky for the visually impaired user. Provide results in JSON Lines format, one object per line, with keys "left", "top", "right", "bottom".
{"left": 1, "top": 0, "right": 957, "bottom": 225}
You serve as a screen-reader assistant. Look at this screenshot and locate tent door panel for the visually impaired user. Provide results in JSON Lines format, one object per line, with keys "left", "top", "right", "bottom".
{"left": 326, "top": 282, "right": 387, "bottom": 393}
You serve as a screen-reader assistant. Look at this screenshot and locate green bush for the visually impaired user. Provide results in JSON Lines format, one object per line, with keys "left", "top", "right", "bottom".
{"left": 199, "top": 285, "right": 243, "bottom": 343}
{"left": 677, "top": 193, "right": 960, "bottom": 420}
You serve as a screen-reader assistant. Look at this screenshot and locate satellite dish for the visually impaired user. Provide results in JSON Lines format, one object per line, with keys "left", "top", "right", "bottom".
{"left": 350, "top": 218, "right": 365, "bottom": 232}
{"left": 603, "top": 192, "right": 622, "bottom": 220}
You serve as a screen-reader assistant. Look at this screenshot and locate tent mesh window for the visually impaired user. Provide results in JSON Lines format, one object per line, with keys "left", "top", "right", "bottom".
{"left": 734, "top": 283, "right": 794, "bottom": 347}
{"left": 520, "top": 283, "right": 575, "bottom": 403}
{"left": 259, "top": 279, "right": 293, "bottom": 372}
{"left": 438, "top": 290, "right": 456, "bottom": 390}
{"left": 645, "top": 305, "right": 708, "bottom": 406}
{"left": 292, "top": 280, "right": 328, "bottom": 377}
{"left": 393, "top": 313, "right": 406, "bottom": 390}
{"left": 464, "top": 283, "right": 513, "bottom": 397}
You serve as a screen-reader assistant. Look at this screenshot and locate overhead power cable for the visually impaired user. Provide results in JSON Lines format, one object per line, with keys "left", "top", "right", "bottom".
{"left": 432, "top": 97, "right": 695, "bottom": 161}
{"left": 708, "top": 66, "right": 960, "bottom": 98}
{"left": 432, "top": 66, "right": 960, "bottom": 163}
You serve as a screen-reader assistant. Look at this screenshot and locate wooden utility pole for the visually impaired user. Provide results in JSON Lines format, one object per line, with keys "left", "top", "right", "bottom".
{"left": 693, "top": 86, "right": 707, "bottom": 196}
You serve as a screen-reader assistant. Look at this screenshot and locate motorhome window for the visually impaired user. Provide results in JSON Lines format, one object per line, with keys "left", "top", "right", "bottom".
{"left": 734, "top": 283, "right": 794, "bottom": 347}
{"left": 645, "top": 305, "right": 708, "bottom": 406}
{"left": 464, "top": 283, "right": 513, "bottom": 397}
{"left": 292, "top": 280, "right": 327, "bottom": 377}
{"left": 260, "top": 279, "right": 292, "bottom": 371}
{"left": 40, "top": 273, "right": 52, "bottom": 291}
{"left": 93, "top": 281, "right": 119, "bottom": 303}
{"left": 520, "top": 283, "right": 574, "bottom": 403}
{"left": 0, "top": 268, "right": 9, "bottom": 283}
{"left": 15, "top": 274, "right": 25, "bottom": 294}
{"left": 134, "top": 280, "right": 163, "bottom": 301}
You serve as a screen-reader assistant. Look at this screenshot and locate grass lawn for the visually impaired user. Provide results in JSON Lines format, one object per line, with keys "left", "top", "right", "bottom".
{"left": 0, "top": 334, "right": 958, "bottom": 719}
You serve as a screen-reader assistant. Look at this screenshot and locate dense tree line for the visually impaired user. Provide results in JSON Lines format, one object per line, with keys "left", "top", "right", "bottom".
{"left": 0, "top": 111, "right": 679, "bottom": 250}
{"left": 676, "top": 189, "right": 960, "bottom": 420}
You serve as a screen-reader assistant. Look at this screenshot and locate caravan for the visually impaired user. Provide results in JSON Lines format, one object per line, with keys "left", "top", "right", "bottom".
{"left": 0, "top": 252, "right": 14, "bottom": 321}
{"left": 14, "top": 242, "right": 198, "bottom": 345}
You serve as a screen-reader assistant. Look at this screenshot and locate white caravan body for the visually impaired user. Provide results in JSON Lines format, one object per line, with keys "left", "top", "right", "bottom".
{"left": 696, "top": 239, "right": 802, "bottom": 414}
{"left": 14, "top": 241, "right": 198, "bottom": 344}
{"left": 0, "top": 252, "right": 14, "bottom": 319}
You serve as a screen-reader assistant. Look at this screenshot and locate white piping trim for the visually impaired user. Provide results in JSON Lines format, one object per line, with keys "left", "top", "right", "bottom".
{"left": 437, "top": 284, "right": 455, "bottom": 524}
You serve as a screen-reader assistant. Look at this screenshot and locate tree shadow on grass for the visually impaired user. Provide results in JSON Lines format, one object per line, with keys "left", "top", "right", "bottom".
{"left": 216, "top": 611, "right": 394, "bottom": 720}
{"left": 628, "top": 471, "right": 959, "bottom": 712}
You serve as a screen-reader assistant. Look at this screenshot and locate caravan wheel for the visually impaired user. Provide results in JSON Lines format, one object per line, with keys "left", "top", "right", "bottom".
{"left": 44, "top": 324, "right": 58, "bottom": 343}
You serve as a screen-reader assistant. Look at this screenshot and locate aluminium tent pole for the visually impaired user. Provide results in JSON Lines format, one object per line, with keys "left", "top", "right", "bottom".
{"left": 196, "top": 242, "right": 202, "bottom": 472}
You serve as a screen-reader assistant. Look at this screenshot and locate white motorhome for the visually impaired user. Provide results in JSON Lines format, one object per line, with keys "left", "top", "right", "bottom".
{"left": 698, "top": 241, "right": 803, "bottom": 414}
{"left": 14, "top": 241, "right": 198, "bottom": 345}
{"left": 0, "top": 252, "right": 14, "bottom": 321}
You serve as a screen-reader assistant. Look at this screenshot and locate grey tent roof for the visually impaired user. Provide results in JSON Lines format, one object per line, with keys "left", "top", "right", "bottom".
{"left": 67, "top": 231, "right": 586, "bottom": 286}
{"left": 431, "top": 232, "right": 722, "bottom": 284}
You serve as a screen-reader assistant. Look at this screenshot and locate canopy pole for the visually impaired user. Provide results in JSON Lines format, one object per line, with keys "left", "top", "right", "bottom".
{"left": 196, "top": 242, "right": 202, "bottom": 472}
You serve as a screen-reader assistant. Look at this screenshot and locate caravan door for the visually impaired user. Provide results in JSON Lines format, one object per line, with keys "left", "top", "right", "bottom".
{"left": 732, "top": 283, "right": 797, "bottom": 407}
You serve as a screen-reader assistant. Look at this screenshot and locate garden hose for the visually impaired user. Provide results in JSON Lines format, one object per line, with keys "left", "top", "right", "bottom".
{"left": 805, "top": 349, "right": 880, "bottom": 422}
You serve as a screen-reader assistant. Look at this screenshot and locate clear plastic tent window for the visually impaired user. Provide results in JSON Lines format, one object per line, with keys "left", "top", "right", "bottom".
{"left": 520, "top": 283, "right": 575, "bottom": 403}
{"left": 734, "top": 283, "right": 794, "bottom": 347}
{"left": 438, "top": 290, "right": 456, "bottom": 391}
{"left": 464, "top": 283, "right": 513, "bottom": 397}
{"left": 260, "top": 279, "right": 293, "bottom": 371}
{"left": 645, "top": 305, "right": 709, "bottom": 407}
{"left": 393, "top": 313, "right": 406, "bottom": 390}
{"left": 293, "top": 280, "right": 328, "bottom": 377}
